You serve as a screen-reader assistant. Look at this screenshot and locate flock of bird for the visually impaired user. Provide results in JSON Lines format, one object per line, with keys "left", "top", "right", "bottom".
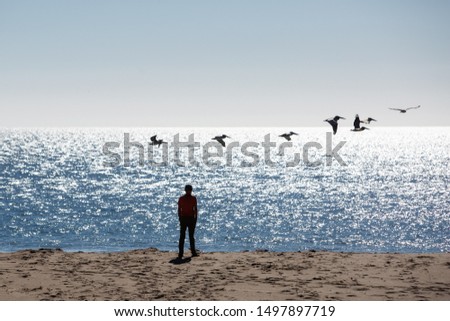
{"left": 150, "top": 105, "right": 421, "bottom": 147}
{"left": 150, "top": 134, "right": 232, "bottom": 147}
{"left": 324, "top": 105, "right": 420, "bottom": 135}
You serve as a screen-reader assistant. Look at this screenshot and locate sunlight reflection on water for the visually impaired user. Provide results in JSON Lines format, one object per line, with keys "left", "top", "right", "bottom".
{"left": 0, "top": 127, "right": 449, "bottom": 253}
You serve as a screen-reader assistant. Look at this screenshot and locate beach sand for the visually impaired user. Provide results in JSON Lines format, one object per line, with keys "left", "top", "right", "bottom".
{"left": 0, "top": 249, "right": 449, "bottom": 300}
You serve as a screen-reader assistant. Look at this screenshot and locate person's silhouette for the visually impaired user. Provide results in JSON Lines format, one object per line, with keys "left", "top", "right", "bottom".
{"left": 177, "top": 185, "right": 198, "bottom": 259}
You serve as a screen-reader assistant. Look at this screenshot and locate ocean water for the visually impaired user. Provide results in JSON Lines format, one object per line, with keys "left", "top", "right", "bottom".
{"left": 0, "top": 127, "right": 449, "bottom": 253}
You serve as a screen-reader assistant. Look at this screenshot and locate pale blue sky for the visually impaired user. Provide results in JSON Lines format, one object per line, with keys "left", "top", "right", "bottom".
{"left": 1, "top": 0, "right": 449, "bottom": 126}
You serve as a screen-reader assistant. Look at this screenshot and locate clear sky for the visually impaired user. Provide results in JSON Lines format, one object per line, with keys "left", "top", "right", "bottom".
{"left": 1, "top": 0, "right": 449, "bottom": 127}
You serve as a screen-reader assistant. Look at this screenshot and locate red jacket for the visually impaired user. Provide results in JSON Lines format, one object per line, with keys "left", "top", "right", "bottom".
{"left": 178, "top": 194, "right": 197, "bottom": 218}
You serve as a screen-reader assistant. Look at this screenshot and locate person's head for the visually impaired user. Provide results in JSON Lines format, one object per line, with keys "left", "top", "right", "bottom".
{"left": 184, "top": 184, "right": 193, "bottom": 195}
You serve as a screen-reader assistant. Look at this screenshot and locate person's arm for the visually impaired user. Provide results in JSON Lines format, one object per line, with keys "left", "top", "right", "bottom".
{"left": 193, "top": 197, "right": 198, "bottom": 219}
{"left": 178, "top": 198, "right": 181, "bottom": 219}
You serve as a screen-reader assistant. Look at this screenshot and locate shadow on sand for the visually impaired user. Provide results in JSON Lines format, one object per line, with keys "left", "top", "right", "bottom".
{"left": 169, "top": 257, "right": 192, "bottom": 265}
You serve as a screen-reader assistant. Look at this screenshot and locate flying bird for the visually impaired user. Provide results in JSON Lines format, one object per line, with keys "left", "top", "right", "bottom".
{"left": 150, "top": 135, "right": 167, "bottom": 147}
{"left": 324, "top": 116, "right": 345, "bottom": 135}
{"left": 351, "top": 126, "right": 370, "bottom": 132}
{"left": 361, "top": 117, "right": 377, "bottom": 124}
{"left": 389, "top": 105, "right": 421, "bottom": 113}
{"left": 212, "top": 134, "right": 231, "bottom": 147}
{"left": 279, "top": 131, "right": 298, "bottom": 141}
{"left": 351, "top": 114, "right": 370, "bottom": 132}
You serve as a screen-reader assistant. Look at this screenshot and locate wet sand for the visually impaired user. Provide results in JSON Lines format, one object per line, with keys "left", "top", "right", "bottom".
{"left": 0, "top": 249, "right": 449, "bottom": 300}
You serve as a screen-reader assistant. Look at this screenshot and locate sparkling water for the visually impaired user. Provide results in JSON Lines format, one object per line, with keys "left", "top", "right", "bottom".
{"left": 0, "top": 127, "right": 449, "bottom": 253}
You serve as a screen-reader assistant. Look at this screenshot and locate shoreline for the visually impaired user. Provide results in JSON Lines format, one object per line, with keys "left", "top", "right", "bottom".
{"left": 1, "top": 248, "right": 449, "bottom": 301}
{"left": 1, "top": 246, "right": 448, "bottom": 254}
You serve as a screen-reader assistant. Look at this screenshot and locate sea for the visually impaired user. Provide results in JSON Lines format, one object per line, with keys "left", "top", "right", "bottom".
{"left": 0, "top": 127, "right": 449, "bottom": 253}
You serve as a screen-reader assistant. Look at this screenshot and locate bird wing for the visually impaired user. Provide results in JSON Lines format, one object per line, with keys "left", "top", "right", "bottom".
{"left": 389, "top": 108, "right": 402, "bottom": 111}
{"left": 157, "top": 140, "right": 167, "bottom": 146}
{"left": 325, "top": 119, "right": 338, "bottom": 134}
{"left": 406, "top": 105, "right": 421, "bottom": 110}
{"left": 216, "top": 138, "right": 226, "bottom": 147}
{"left": 331, "top": 122, "right": 338, "bottom": 135}
{"left": 353, "top": 115, "right": 360, "bottom": 129}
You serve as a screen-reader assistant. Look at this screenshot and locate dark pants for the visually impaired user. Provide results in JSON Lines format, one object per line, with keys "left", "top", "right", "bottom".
{"left": 178, "top": 216, "right": 197, "bottom": 257}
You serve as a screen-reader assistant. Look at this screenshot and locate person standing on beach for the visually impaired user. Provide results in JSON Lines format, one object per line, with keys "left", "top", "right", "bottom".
{"left": 178, "top": 184, "right": 198, "bottom": 259}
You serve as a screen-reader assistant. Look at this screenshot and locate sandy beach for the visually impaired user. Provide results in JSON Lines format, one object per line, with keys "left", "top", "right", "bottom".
{"left": 0, "top": 248, "right": 449, "bottom": 301}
